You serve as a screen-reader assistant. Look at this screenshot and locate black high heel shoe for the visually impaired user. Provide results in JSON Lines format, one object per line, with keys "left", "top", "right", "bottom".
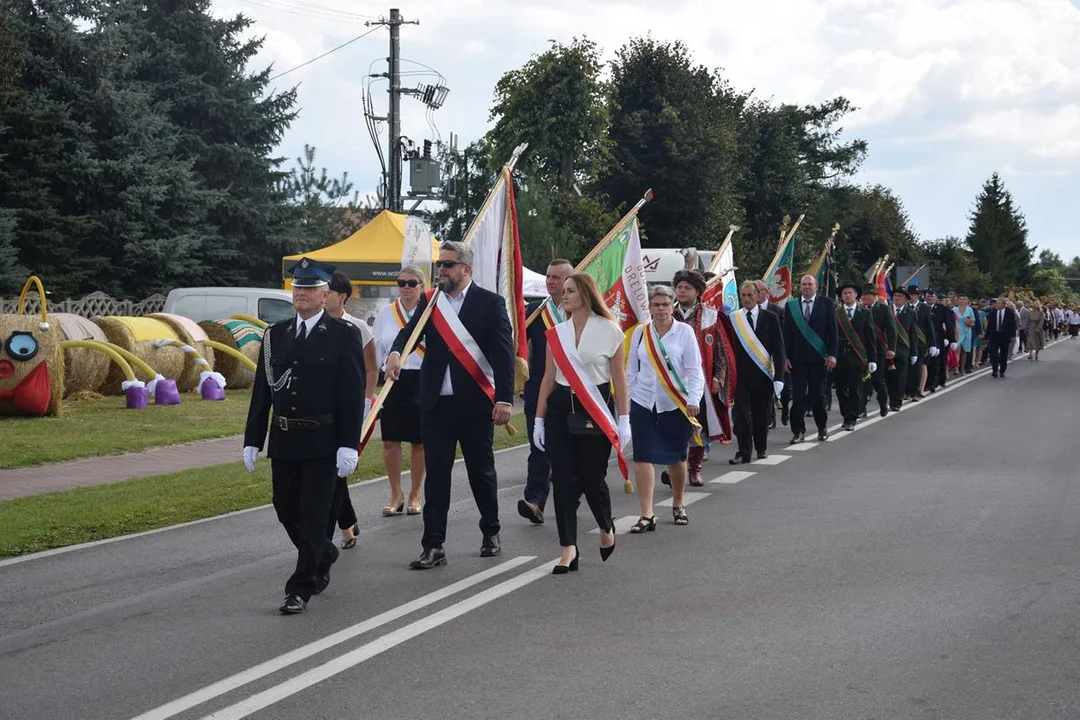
{"left": 600, "top": 519, "right": 616, "bottom": 562}
{"left": 552, "top": 546, "right": 579, "bottom": 575}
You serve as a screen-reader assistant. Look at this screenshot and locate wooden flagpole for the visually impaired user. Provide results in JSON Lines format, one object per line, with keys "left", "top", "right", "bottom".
{"left": 707, "top": 225, "right": 739, "bottom": 275}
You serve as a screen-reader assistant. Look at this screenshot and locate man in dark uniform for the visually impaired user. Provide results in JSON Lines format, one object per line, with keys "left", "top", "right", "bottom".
{"left": 886, "top": 287, "right": 916, "bottom": 411}
{"left": 518, "top": 259, "right": 572, "bottom": 524}
{"left": 386, "top": 241, "right": 516, "bottom": 570}
{"left": 927, "top": 289, "right": 956, "bottom": 392}
{"left": 783, "top": 274, "right": 838, "bottom": 443}
{"left": 905, "top": 285, "right": 938, "bottom": 401}
{"left": 753, "top": 279, "right": 789, "bottom": 427}
{"left": 833, "top": 280, "right": 877, "bottom": 431}
{"left": 860, "top": 282, "right": 895, "bottom": 418}
{"left": 243, "top": 257, "right": 366, "bottom": 615}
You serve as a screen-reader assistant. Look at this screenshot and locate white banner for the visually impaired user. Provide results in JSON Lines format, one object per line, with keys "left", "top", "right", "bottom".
{"left": 464, "top": 173, "right": 509, "bottom": 298}
{"left": 621, "top": 217, "right": 650, "bottom": 327}
{"left": 402, "top": 215, "right": 434, "bottom": 283}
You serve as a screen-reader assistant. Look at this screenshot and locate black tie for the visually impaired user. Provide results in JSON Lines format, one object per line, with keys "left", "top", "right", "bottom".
{"left": 296, "top": 322, "right": 308, "bottom": 343}
{"left": 746, "top": 308, "right": 755, "bottom": 331}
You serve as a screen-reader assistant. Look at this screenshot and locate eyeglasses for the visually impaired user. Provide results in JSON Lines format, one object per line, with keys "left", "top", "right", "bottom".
{"left": 435, "top": 260, "right": 462, "bottom": 269}
{"left": 396, "top": 279, "right": 420, "bottom": 288}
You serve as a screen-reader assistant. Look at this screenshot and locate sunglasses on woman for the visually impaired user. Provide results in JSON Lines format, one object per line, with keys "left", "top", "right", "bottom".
{"left": 397, "top": 279, "right": 421, "bottom": 288}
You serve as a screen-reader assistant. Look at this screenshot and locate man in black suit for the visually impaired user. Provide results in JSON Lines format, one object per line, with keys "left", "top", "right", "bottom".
{"left": 243, "top": 257, "right": 367, "bottom": 615}
{"left": 518, "top": 259, "right": 572, "bottom": 525}
{"left": 926, "top": 289, "right": 956, "bottom": 392}
{"left": 984, "top": 296, "right": 1017, "bottom": 378}
{"left": 860, "top": 282, "right": 895, "bottom": 418}
{"left": 386, "top": 241, "right": 516, "bottom": 569}
{"left": 834, "top": 281, "right": 877, "bottom": 431}
{"left": 753, "top": 279, "right": 791, "bottom": 427}
{"left": 729, "top": 280, "right": 786, "bottom": 464}
{"left": 783, "top": 274, "right": 839, "bottom": 443}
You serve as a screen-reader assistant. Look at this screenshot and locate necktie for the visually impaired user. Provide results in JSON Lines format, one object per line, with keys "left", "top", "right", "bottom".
{"left": 999, "top": 310, "right": 1004, "bottom": 327}
{"left": 803, "top": 300, "right": 811, "bottom": 320}
{"left": 848, "top": 307, "right": 854, "bottom": 319}
{"left": 296, "top": 321, "right": 308, "bottom": 342}
{"left": 746, "top": 308, "right": 755, "bottom": 330}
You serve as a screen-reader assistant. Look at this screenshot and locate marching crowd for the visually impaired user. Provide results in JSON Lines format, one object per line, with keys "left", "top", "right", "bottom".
{"left": 242, "top": 245, "right": 1072, "bottom": 614}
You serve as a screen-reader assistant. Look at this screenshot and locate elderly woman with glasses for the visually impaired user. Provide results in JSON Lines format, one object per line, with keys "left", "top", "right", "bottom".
{"left": 372, "top": 265, "right": 428, "bottom": 518}
{"left": 626, "top": 284, "right": 704, "bottom": 531}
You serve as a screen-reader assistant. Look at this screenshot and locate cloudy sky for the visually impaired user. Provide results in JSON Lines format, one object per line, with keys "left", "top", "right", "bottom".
{"left": 213, "top": 0, "right": 1080, "bottom": 261}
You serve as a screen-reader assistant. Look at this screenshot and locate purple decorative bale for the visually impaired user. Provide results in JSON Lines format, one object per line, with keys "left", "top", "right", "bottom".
{"left": 154, "top": 378, "right": 181, "bottom": 405}
{"left": 200, "top": 380, "right": 226, "bottom": 401}
{"left": 125, "top": 385, "right": 148, "bottom": 409}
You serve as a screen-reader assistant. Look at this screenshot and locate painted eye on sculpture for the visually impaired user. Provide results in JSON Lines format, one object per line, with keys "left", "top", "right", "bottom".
{"left": 5, "top": 332, "right": 39, "bottom": 361}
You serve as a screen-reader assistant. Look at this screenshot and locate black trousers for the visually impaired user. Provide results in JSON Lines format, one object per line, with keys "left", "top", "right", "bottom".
{"left": 833, "top": 355, "right": 864, "bottom": 425}
{"left": 935, "top": 344, "right": 949, "bottom": 388}
{"left": 906, "top": 354, "right": 925, "bottom": 396}
{"left": 271, "top": 457, "right": 340, "bottom": 601}
{"left": 886, "top": 355, "right": 910, "bottom": 409}
{"left": 733, "top": 379, "right": 771, "bottom": 458}
{"left": 545, "top": 386, "right": 614, "bottom": 547}
{"left": 789, "top": 362, "right": 828, "bottom": 435}
{"left": 523, "top": 409, "right": 551, "bottom": 510}
{"left": 329, "top": 477, "right": 356, "bottom": 533}
{"left": 863, "top": 359, "right": 888, "bottom": 414}
{"left": 420, "top": 397, "right": 499, "bottom": 549}
{"left": 988, "top": 333, "right": 1011, "bottom": 374}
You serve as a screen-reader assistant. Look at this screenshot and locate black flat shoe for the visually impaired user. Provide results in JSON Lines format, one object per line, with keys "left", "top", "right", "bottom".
{"left": 279, "top": 594, "right": 306, "bottom": 614}
{"left": 480, "top": 533, "right": 501, "bottom": 557}
{"left": 729, "top": 455, "right": 749, "bottom": 465}
{"left": 756, "top": 451, "right": 768, "bottom": 460}
{"left": 660, "top": 471, "right": 671, "bottom": 487}
{"left": 552, "top": 546, "right": 579, "bottom": 574}
{"left": 409, "top": 547, "right": 446, "bottom": 570}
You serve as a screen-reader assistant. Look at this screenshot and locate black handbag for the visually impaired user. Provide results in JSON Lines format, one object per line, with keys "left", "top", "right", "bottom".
{"left": 566, "top": 389, "right": 608, "bottom": 437}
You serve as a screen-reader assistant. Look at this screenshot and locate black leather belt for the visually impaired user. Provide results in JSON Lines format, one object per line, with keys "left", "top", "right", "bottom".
{"left": 275, "top": 414, "right": 335, "bottom": 431}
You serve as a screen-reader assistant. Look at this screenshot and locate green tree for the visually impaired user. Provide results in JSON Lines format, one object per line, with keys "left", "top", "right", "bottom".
{"left": 812, "top": 184, "right": 922, "bottom": 281}
{"left": 965, "top": 172, "right": 1033, "bottom": 289}
{"left": 920, "top": 236, "right": 993, "bottom": 298}
{"left": 277, "top": 144, "right": 372, "bottom": 252}
{"left": 431, "top": 140, "right": 496, "bottom": 246}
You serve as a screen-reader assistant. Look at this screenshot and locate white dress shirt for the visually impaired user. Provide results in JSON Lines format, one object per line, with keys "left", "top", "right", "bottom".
{"left": 340, "top": 311, "right": 374, "bottom": 348}
{"left": 744, "top": 305, "right": 760, "bottom": 328}
{"left": 294, "top": 310, "right": 324, "bottom": 339}
{"left": 626, "top": 320, "right": 705, "bottom": 411}
{"left": 799, "top": 295, "right": 815, "bottom": 318}
{"left": 554, "top": 315, "right": 625, "bottom": 387}
{"left": 439, "top": 282, "right": 472, "bottom": 396}
{"left": 373, "top": 301, "right": 423, "bottom": 372}
{"left": 844, "top": 303, "right": 858, "bottom": 318}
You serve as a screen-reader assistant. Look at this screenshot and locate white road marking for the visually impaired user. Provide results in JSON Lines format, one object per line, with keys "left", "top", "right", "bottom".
{"left": 784, "top": 443, "right": 816, "bottom": 452}
{"left": 130, "top": 556, "right": 536, "bottom": 720}
{"left": 710, "top": 471, "right": 756, "bottom": 484}
{"left": 589, "top": 515, "right": 644, "bottom": 535}
{"left": 197, "top": 559, "right": 555, "bottom": 720}
{"left": 751, "top": 454, "right": 791, "bottom": 466}
{"left": 656, "top": 491, "right": 710, "bottom": 508}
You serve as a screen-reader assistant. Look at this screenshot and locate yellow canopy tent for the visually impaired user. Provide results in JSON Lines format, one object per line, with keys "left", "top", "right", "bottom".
{"left": 281, "top": 210, "right": 438, "bottom": 289}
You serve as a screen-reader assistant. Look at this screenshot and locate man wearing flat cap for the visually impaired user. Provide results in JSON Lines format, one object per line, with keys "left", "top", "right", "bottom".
{"left": 243, "top": 257, "right": 367, "bottom": 615}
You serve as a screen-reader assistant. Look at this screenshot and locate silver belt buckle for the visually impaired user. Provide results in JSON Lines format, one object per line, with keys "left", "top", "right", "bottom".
{"left": 277, "top": 416, "right": 289, "bottom": 432}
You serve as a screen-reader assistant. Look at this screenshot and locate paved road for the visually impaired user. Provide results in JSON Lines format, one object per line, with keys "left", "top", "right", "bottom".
{"left": 2, "top": 341, "right": 1078, "bottom": 719}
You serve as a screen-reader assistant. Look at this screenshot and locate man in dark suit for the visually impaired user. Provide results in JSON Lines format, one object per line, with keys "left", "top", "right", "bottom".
{"left": 834, "top": 281, "right": 877, "bottom": 430}
{"left": 886, "top": 287, "right": 917, "bottom": 411}
{"left": 985, "top": 296, "right": 1018, "bottom": 378}
{"left": 753, "top": 279, "right": 790, "bottom": 426}
{"left": 243, "top": 257, "right": 366, "bottom": 615}
{"left": 386, "top": 241, "right": 516, "bottom": 569}
{"left": 783, "top": 274, "right": 838, "bottom": 443}
{"left": 518, "top": 259, "right": 572, "bottom": 525}
{"left": 729, "top": 280, "right": 786, "bottom": 464}
{"left": 927, "top": 289, "right": 956, "bottom": 392}
{"left": 860, "top": 283, "right": 895, "bottom": 418}
{"left": 906, "top": 285, "right": 938, "bottom": 399}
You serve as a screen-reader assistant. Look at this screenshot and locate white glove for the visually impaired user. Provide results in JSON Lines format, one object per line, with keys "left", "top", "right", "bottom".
{"left": 950, "top": 342, "right": 958, "bottom": 351}
{"left": 336, "top": 446, "right": 359, "bottom": 477}
{"left": 911, "top": 355, "right": 919, "bottom": 366}
{"left": 243, "top": 446, "right": 259, "bottom": 473}
{"left": 617, "top": 414, "right": 632, "bottom": 451}
{"left": 773, "top": 380, "right": 785, "bottom": 398}
{"left": 533, "top": 417, "right": 546, "bottom": 451}
{"left": 363, "top": 396, "right": 372, "bottom": 419}
{"left": 929, "top": 346, "right": 940, "bottom": 358}
{"left": 869, "top": 362, "right": 878, "bottom": 373}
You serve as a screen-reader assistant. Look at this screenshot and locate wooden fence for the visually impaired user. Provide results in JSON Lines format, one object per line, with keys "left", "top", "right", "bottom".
{"left": 0, "top": 291, "right": 167, "bottom": 318}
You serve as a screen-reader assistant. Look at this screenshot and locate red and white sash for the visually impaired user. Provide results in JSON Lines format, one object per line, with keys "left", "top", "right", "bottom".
{"left": 391, "top": 299, "right": 425, "bottom": 357}
{"left": 546, "top": 322, "right": 629, "bottom": 480}
{"left": 430, "top": 291, "right": 497, "bottom": 404}
{"left": 692, "top": 306, "right": 728, "bottom": 441}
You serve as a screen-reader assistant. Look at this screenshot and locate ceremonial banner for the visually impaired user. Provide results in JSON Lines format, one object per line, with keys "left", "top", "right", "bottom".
{"left": 463, "top": 163, "right": 528, "bottom": 388}
{"left": 401, "top": 215, "right": 434, "bottom": 283}
{"left": 578, "top": 214, "right": 650, "bottom": 334}
{"left": 761, "top": 214, "right": 803, "bottom": 304}
{"left": 702, "top": 226, "right": 738, "bottom": 313}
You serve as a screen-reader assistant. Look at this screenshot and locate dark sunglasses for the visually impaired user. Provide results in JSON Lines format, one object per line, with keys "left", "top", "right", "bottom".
{"left": 435, "top": 260, "right": 462, "bottom": 269}
{"left": 397, "top": 279, "right": 420, "bottom": 288}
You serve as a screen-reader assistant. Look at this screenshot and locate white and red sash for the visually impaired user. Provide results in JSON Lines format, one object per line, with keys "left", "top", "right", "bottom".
{"left": 430, "top": 291, "right": 497, "bottom": 404}
{"left": 391, "top": 299, "right": 425, "bottom": 357}
{"left": 546, "top": 322, "right": 629, "bottom": 480}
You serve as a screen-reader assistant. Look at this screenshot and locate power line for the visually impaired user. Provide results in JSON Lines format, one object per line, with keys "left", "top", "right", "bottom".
{"left": 269, "top": 26, "right": 382, "bottom": 81}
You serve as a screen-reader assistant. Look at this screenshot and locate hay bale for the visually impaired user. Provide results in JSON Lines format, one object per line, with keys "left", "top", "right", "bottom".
{"left": 148, "top": 313, "right": 214, "bottom": 392}
{"left": 92, "top": 316, "right": 186, "bottom": 395}
{"left": 203, "top": 318, "right": 263, "bottom": 389}
{"left": 199, "top": 320, "right": 245, "bottom": 388}
{"left": 0, "top": 313, "right": 64, "bottom": 416}
{"left": 54, "top": 312, "right": 111, "bottom": 395}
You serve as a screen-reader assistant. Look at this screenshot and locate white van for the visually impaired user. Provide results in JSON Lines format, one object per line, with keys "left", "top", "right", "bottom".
{"left": 641, "top": 248, "right": 710, "bottom": 285}
{"left": 163, "top": 287, "right": 295, "bottom": 324}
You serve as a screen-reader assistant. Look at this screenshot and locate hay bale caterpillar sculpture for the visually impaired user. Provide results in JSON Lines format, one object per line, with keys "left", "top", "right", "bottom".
{"left": 0, "top": 277, "right": 64, "bottom": 416}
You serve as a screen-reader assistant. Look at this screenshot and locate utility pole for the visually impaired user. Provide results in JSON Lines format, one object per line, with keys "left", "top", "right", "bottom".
{"left": 367, "top": 8, "right": 418, "bottom": 212}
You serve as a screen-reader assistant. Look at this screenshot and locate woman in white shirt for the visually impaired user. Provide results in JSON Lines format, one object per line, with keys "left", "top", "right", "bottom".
{"left": 326, "top": 271, "right": 379, "bottom": 549}
{"left": 372, "top": 265, "right": 427, "bottom": 518}
{"left": 626, "top": 285, "right": 704, "bottom": 532}
{"left": 533, "top": 273, "right": 630, "bottom": 574}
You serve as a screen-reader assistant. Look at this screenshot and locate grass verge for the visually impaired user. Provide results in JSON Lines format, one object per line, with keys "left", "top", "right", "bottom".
{"left": 0, "top": 412, "right": 527, "bottom": 558}
{"left": 0, "top": 389, "right": 254, "bottom": 469}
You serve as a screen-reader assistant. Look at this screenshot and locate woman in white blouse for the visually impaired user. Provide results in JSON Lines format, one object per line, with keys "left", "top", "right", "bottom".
{"left": 372, "top": 265, "right": 427, "bottom": 517}
{"left": 626, "top": 285, "right": 704, "bottom": 531}
{"left": 533, "top": 273, "right": 630, "bottom": 573}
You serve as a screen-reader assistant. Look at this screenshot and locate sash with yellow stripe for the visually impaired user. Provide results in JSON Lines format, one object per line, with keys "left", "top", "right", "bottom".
{"left": 391, "top": 300, "right": 425, "bottom": 357}
{"left": 641, "top": 323, "right": 703, "bottom": 447}
{"left": 729, "top": 308, "right": 775, "bottom": 381}
{"left": 539, "top": 297, "right": 564, "bottom": 329}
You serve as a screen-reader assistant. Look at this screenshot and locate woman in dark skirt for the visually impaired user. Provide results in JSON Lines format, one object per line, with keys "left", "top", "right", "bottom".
{"left": 373, "top": 265, "right": 427, "bottom": 517}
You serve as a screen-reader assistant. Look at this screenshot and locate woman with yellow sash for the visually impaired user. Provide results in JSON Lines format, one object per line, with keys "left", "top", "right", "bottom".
{"left": 626, "top": 285, "right": 705, "bottom": 531}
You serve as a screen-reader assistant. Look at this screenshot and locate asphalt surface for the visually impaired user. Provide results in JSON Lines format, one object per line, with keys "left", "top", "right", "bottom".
{"left": 2, "top": 340, "right": 1078, "bottom": 719}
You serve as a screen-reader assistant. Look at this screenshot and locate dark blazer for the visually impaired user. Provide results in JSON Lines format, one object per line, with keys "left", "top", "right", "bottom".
{"left": 244, "top": 314, "right": 366, "bottom": 459}
{"left": 892, "top": 303, "right": 917, "bottom": 359}
{"left": 391, "top": 283, "right": 515, "bottom": 413}
{"left": 837, "top": 305, "right": 876, "bottom": 365}
{"left": 870, "top": 301, "right": 897, "bottom": 364}
{"left": 731, "top": 306, "right": 786, "bottom": 386}
{"left": 913, "top": 301, "right": 938, "bottom": 352}
{"left": 931, "top": 303, "right": 956, "bottom": 345}
{"left": 522, "top": 300, "right": 548, "bottom": 414}
{"left": 783, "top": 295, "right": 839, "bottom": 364}
{"left": 984, "top": 306, "right": 1018, "bottom": 339}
